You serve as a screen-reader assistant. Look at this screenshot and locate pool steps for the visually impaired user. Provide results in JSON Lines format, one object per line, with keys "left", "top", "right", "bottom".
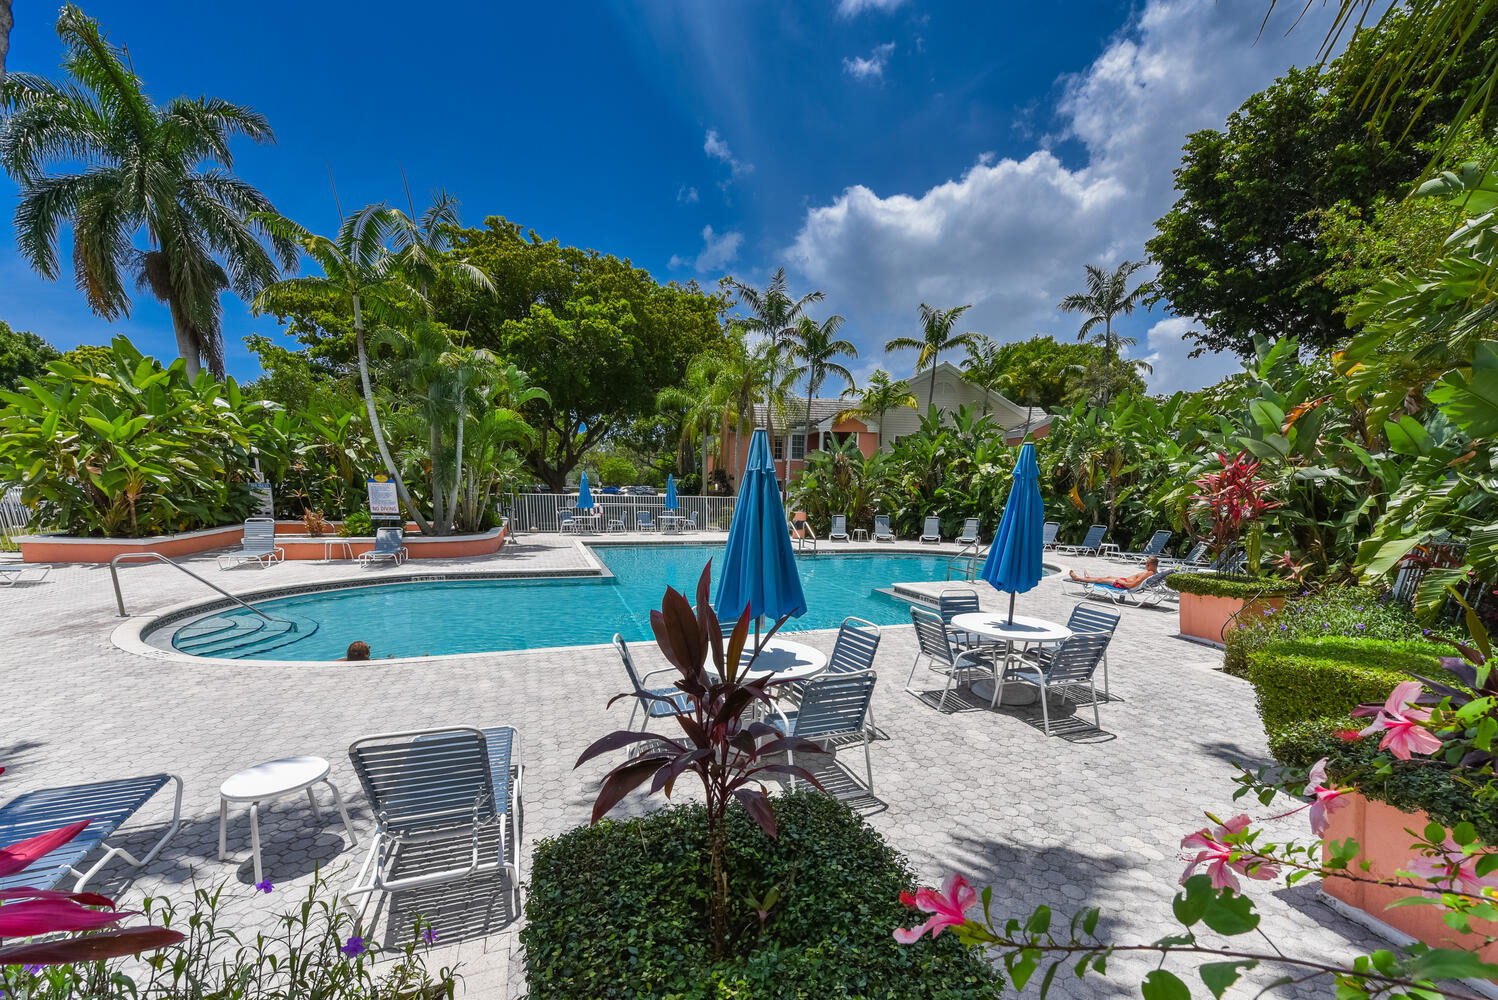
{"left": 173, "top": 613, "right": 318, "bottom": 659}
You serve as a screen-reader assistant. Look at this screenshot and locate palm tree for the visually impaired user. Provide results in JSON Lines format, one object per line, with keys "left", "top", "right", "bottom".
{"left": 724, "top": 267, "right": 825, "bottom": 481}
{"left": 1058, "top": 260, "right": 1149, "bottom": 406}
{"left": 883, "top": 303, "right": 977, "bottom": 410}
{"left": 0, "top": 1, "right": 13, "bottom": 88}
{"left": 837, "top": 370, "right": 917, "bottom": 450}
{"left": 0, "top": 5, "right": 295, "bottom": 379}
{"left": 251, "top": 204, "right": 493, "bottom": 535}
{"left": 657, "top": 361, "right": 722, "bottom": 479}
{"left": 789, "top": 315, "right": 856, "bottom": 462}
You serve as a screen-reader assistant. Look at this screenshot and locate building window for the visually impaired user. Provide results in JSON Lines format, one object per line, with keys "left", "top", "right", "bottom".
{"left": 823, "top": 430, "right": 858, "bottom": 451}
{"left": 789, "top": 433, "right": 806, "bottom": 461}
{"left": 773, "top": 436, "right": 784, "bottom": 461}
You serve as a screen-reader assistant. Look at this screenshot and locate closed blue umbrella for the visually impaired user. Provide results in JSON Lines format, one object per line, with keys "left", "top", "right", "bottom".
{"left": 715, "top": 428, "right": 806, "bottom": 641}
{"left": 664, "top": 474, "right": 678, "bottom": 510}
{"left": 578, "top": 472, "right": 595, "bottom": 510}
{"left": 980, "top": 441, "right": 1044, "bottom": 624}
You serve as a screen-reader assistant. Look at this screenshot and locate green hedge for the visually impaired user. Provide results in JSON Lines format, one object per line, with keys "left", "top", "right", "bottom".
{"left": 1166, "top": 573, "right": 1295, "bottom": 600}
{"left": 522, "top": 791, "right": 1002, "bottom": 999}
{"left": 1246, "top": 636, "right": 1447, "bottom": 739}
{"left": 1223, "top": 585, "right": 1447, "bottom": 678}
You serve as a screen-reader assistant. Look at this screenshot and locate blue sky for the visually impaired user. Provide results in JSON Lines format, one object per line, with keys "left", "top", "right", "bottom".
{"left": 0, "top": 0, "right": 1332, "bottom": 394}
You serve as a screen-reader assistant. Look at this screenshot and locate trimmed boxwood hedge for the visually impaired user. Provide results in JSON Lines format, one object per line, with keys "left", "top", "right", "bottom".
{"left": 1166, "top": 572, "right": 1295, "bottom": 601}
{"left": 1246, "top": 636, "right": 1447, "bottom": 738}
{"left": 521, "top": 791, "right": 1003, "bottom": 1000}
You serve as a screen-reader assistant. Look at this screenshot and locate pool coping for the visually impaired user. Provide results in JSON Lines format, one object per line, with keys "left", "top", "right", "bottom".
{"left": 111, "top": 541, "right": 972, "bottom": 666}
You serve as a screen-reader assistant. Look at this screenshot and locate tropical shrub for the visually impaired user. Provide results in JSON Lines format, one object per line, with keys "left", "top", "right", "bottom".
{"left": 1245, "top": 636, "right": 1447, "bottom": 737}
{"left": 3, "top": 874, "right": 455, "bottom": 999}
{"left": 522, "top": 791, "right": 1002, "bottom": 999}
{"left": 1166, "top": 573, "right": 1294, "bottom": 602}
{"left": 1223, "top": 585, "right": 1446, "bottom": 676}
{"left": 0, "top": 338, "right": 279, "bottom": 537}
{"left": 338, "top": 509, "right": 375, "bottom": 537}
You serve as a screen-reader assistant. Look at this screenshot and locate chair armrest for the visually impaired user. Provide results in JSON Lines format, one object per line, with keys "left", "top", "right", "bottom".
{"left": 638, "top": 666, "right": 680, "bottom": 686}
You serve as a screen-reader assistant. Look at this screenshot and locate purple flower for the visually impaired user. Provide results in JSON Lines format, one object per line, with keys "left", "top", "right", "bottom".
{"left": 1279, "top": 624, "right": 1288, "bottom": 631}
{"left": 1356, "top": 606, "right": 1364, "bottom": 611}
{"left": 22, "top": 965, "right": 42, "bottom": 976}
{"left": 1423, "top": 628, "right": 1432, "bottom": 636}
{"left": 1301, "top": 590, "right": 1310, "bottom": 596}
{"left": 1262, "top": 608, "right": 1273, "bottom": 616}
{"left": 1322, "top": 622, "right": 1331, "bottom": 629}
{"left": 341, "top": 936, "right": 366, "bottom": 957}
{"left": 423, "top": 927, "right": 437, "bottom": 945}
{"left": 1356, "top": 623, "right": 1366, "bottom": 630}
{"left": 255, "top": 879, "right": 273, "bottom": 893}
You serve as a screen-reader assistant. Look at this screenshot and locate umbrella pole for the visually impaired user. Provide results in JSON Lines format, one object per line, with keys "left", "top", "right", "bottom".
{"left": 1007, "top": 591, "right": 1016, "bottom": 625}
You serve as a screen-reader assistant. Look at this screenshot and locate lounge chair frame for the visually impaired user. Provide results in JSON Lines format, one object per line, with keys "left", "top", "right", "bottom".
{"left": 873, "top": 515, "right": 894, "bottom": 542}
{"left": 919, "top": 516, "right": 942, "bottom": 545}
{"left": 828, "top": 514, "right": 850, "bottom": 542}
{"left": 1055, "top": 524, "right": 1107, "bottom": 556}
{"left": 217, "top": 518, "right": 284, "bottom": 570}
{"left": 357, "top": 527, "right": 408, "bottom": 567}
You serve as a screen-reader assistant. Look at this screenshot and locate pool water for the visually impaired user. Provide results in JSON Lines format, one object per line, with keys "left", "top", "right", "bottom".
{"left": 169, "top": 544, "right": 955, "bottom": 661}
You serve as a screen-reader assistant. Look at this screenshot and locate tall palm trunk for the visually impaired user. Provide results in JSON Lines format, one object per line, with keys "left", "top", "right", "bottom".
{"left": 803, "top": 382, "right": 815, "bottom": 480}
{"left": 0, "top": 1, "right": 14, "bottom": 91}
{"left": 701, "top": 417, "right": 711, "bottom": 486}
{"left": 428, "top": 423, "right": 446, "bottom": 533}
{"left": 447, "top": 411, "right": 464, "bottom": 531}
{"left": 353, "top": 297, "right": 432, "bottom": 535}
{"left": 926, "top": 352, "right": 939, "bottom": 410}
{"left": 168, "top": 306, "right": 203, "bottom": 382}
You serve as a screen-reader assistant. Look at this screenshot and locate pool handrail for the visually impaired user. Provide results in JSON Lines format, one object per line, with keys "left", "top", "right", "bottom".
{"left": 110, "top": 551, "right": 279, "bottom": 623}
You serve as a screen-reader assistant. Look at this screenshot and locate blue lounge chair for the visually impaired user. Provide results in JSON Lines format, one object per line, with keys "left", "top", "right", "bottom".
{"left": 346, "top": 725, "right": 523, "bottom": 914}
{"left": 998, "top": 631, "right": 1112, "bottom": 734}
{"left": 614, "top": 634, "right": 691, "bottom": 730}
{"left": 1116, "top": 530, "right": 1172, "bottom": 563}
{"left": 358, "top": 526, "right": 407, "bottom": 567}
{"left": 217, "top": 517, "right": 284, "bottom": 570}
{"left": 1162, "top": 540, "right": 1209, "bottom": 570}
{"left": 829, "top": 514, "right": 850, "bottom": 542}
{"left": 957, "top": 518, "right": 980, "bottom": 547}
{"left": 1065, "top": 570, "right": 1172, "bottom": 609}
{"left": 0, "top": 774, "right": 183, "bottom": 893}
{"left": 1056, "top": 524, "right": 1107, "bottom": 556}
{"left": 1041, "top": 521, "right": 1060, "bottom": 549}
{"left": 685, "top": 512, "right": 700, "bottom": 532}
{"left": 873, "top": 515, "right": 894, "bottom": 542}
{"left": 919, "top": 516, "right": 942, "bottom": 545}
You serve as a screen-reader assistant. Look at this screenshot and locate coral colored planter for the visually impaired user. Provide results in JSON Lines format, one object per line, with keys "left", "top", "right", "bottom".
{"left": 1177, "top": 592, "right": 1284, "bottom": 645}
{"left": 274, "top": 526, "right": 508, "bottom": 560}
{"left": 1322, "top": 793, "right": 1498, "bottom": 963}
{"left": 18, "top": 524, "right": 245, "bottom": 563}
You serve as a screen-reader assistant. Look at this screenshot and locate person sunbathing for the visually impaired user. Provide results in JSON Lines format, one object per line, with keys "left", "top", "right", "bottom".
{"left": 1068, "top": 556, "right": 1159, "bottom": 588}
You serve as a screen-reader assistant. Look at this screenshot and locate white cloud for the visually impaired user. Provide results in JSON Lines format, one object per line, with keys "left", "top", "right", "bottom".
{"left": 672, "top": 225, "right": 744, "bottom": 273}
{"left": 843, "top": 41, "right": 896, "bottom": 81}
{"left": 836, "top": 0, "right": 905, "bottom": 16}
{"left": 786, "top": 0, "right": 1338, "bottom": 394}
{"left": 704, "top": 128, "right": 753, "bottom": 178}
{"left": 1139, "top": 316, "right": 1242, "bottom": 395}
{"left": 676, "top": 184, "right": 699, "bottom": 204}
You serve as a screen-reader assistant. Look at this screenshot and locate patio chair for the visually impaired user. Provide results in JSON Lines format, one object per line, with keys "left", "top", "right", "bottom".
{"left": 1041, "top": 521, "right": 1060, "bottom": 549}
{"left": 829, "top": 514, "right": 850, "bottom": 542}
{"left": 936, "top": 588, "right": 983, "bottom": 649}
{"left": 768, "top": 668, "right": 877, "bottom": 792}
{"left": 957, "top": 518, "right": 980, "bottom": 547}
{"left": 217, "top": 517, "right": 284, "bottom": 570}
{"left": 1055, "top": 524, "right": 1106, "bottom": 556}
{"left": 346, "top": 725, "right": 523, "bottom": 915}
{"left": 873, "top": 515, "right": 894, "bottom": 542}
{"left": 635, "top": 510, "right": 657, "bottom": 533}
{"left": 614, "top": 634, "right": 691, "bottom": 730}
{"left": 1032, "top": 604, "right": 1121, "bottom": 697}
{"left": 557, "top": 509, "right": 579, "bottom": 534}
{"left": 996, "top": 632, "right": 1111, "bottom": 735}
{"left": 904, "top": 606, "right": 994, "bottom": 711}
{"left": 358, "top": 527, "right": 408, "bottom": 567}
{"left": 0, "top": 774, "right": 183, "bottom": 894}
{"left": 919, "top": 516, "right": 942, "bottom": 545}
{"left": 685, "top": 512, "right": 700, "bottom": 532}
{"left": 0, "top": 565, "right": 50, "bottom": 586}
{"left": 1116, "top": 530, "right": 1172, "bottom": 563}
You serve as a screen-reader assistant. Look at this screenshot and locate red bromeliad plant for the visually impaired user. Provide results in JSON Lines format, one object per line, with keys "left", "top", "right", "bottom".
{"left": 575, "top": 561, "right": 827, "bottom": 957}
{"left": 1192, "top": 452, "right": 1276, "bottom": 556}
{"left": 0, "top": 769, "right": 184, "bottom": 966}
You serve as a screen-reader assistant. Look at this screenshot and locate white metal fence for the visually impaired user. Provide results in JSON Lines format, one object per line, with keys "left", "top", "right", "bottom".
{"left": 502, "top": 493, "right": 737, "bottom": 533}
{"left": 0, "top": 488, "right": 31, "bottom": 551}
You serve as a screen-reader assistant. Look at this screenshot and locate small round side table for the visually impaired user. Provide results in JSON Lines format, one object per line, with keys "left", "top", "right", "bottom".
{"left": 218, "top": 756, "right": 357, "bottom": 883}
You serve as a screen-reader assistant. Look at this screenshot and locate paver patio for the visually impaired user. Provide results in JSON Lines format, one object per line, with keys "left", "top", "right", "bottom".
{"left": 0, "top": 535, "right": 1389, "bottom": 997}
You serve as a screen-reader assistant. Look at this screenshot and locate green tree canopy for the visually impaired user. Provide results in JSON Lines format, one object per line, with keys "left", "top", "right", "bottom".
{"left": 435, "top": 218, "right": 727, "bottom": 489}
{"left": 0, "top": 320, "right": 60, "bottom": 392}
{"left": 1146, "top": 4, "right": 1498, "bottom": 358}
{"left": 963, "top": 334, "right": 1146, "bottom": 410}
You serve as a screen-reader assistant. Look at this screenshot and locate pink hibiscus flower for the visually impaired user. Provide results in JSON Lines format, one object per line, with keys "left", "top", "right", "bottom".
{"left": 1358, "top": 681, "right": 1443, "bottom": 760}
{"left": 1302, "top": 758, "right": 1352, "bottom": 837}
{"left": 1410, "top": 838, "right": 1498, "bottom": 897}
{"left": 893, "top": 874, "right": 976, "bottom": 943}
{"left": 1180, "top": 814, "right": 1280, "bottom": 892}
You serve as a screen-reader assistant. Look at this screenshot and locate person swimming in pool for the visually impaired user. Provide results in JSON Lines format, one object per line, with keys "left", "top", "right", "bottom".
{"left": 1067, "top": 556, "right": 1159, "bottom": 589}
{"left": 340, "top": 641, "right": 371, "bottom": 661}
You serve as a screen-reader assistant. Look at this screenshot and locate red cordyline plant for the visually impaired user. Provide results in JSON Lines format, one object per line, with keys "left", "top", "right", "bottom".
{"left": 575, "top": 562, "right": 827, "bottom": 957}
{"left": 1192, "top": 452, "right": 1276, "bottom": 555}
{"left": 0, "top": 767, "right": 184, "bottom": 966}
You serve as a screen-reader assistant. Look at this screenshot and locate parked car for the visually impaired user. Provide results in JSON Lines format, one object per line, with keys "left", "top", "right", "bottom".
{"left": 623, "top": 485, "right": 658, "bottom": 496}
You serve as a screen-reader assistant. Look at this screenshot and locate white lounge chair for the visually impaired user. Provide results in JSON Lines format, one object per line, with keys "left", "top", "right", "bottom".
{"left": 358, "top": 527, "right": 407, "bottom": 567}
{"left": 217, "top": 518, "right": 284, "bottom": 570}
{"left": 919, "top": 516, "right": 942, "bottom": 545}
{"left": 0, "top": 565, "right": 50, "bottom": 586}
{"left": 873, "top": 515, "right": 894, "bottom": 542}
{"left": 1063, "top": 570, "right": 1172, "bottom": 609}
{"left": 829, "top": 514, "right": 850, "bottom": 542}
{"left": 957, "top": 518, "right": 980, "bottom": 547}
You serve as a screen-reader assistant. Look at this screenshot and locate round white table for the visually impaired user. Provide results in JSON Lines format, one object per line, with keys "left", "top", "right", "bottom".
{"left": 735, "top": 638, "right": 829, "bottom": 683}
{"left": 950, "top": 613, "right": 1072, "bottom": 708}
{"left": 218, "top": 756, "right": 357, "bottom": 883}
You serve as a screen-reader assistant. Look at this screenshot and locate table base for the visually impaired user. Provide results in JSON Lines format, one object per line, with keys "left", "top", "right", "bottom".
{"left": 970, "top": 678, "right": 1038, "bottom": 707}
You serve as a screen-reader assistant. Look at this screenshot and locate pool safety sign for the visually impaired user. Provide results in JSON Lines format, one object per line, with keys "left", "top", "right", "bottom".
{"left": 249, "top": 481, "right": 274, "bottom": 517}
{"left": 366, "top": 476, "right": 400, "bottom": 516}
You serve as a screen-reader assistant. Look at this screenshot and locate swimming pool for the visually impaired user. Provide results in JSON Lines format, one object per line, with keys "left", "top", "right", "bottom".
{"left": 165, "top": 544, "right": 968, "bottom": 661}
